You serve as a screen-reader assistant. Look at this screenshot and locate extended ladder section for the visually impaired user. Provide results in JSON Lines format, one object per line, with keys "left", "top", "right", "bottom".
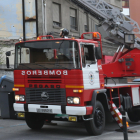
{"left": 72, "top": 0, "right": 140, "bottom": 48}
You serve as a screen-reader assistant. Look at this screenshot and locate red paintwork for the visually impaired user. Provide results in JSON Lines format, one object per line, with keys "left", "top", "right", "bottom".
{"left": 16, "top": 38, "right": 98, "bottom": 45}
{"left": 105, "top": 85, "right": 140, "bottom": 108}
{"left": 102, "top": 55, "right": 113, "bottom": 64}
{"left": 97, "top": 59, "right": 104, "bottom": 89}
{"left": 114, "top": 50, "right": 123, "bottom": 62}
{"left": 15, "top": 33, "right": 104, "bottom": 108}
{"left": 111, "top": 50, "right": 119, "bottom": 63}
{"left": 86, "top": 106, "right": 93, "bottom": 115}
{"left": 14, "top": 70, "right": 84, "bottom": 105}
{"left": 102, "top": 49, "right": 140, "bottom": 77}
{"left": 104, "top": 55, "right": 113, "bottom": 64}
{"left": 14, "top": 32, "right": 140, "bottom": 114}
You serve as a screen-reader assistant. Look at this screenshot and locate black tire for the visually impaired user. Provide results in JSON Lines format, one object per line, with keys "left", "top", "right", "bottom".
{"left": 46, "top": 120, "right": 52, "bottom": 123}
{"left": 85, "top": 101, "right": 105, "bottom": 136}
{"left": 25, "top": 113, "right": 45, "bottom": 130}
{"left": 127, "top": 109, "right": 140, "bottom": 122}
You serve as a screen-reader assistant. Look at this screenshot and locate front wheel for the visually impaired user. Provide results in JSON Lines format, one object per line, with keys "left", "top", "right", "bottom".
{"left": 85, "top": 101, "right": 105, "bottom": 136}
{"left": 25, "top": 113, "right": 45, "bottom": 130}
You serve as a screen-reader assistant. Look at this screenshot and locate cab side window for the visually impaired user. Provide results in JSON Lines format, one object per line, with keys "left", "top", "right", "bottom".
{"left": 81, "top": 45, "right": 95, "bottom": 67}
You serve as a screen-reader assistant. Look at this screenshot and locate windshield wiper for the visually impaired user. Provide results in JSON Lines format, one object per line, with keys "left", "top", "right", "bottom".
{"left": 18, "top": 64, "right": 34, "bottom": 70}
{"left": 54, "top": 64, "right": 71, "bottom": 70}
{"left": 32, "top": 64, "right": 50, "bottom": 70}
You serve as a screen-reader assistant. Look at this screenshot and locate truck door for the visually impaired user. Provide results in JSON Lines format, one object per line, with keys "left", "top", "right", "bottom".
{"left": 81, "top": 43, "right": 100, "bottom": 89}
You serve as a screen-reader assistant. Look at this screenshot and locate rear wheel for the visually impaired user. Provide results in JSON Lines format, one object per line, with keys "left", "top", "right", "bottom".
{"left": 25, "top": 113, "right": 45, "bottom": 130}
{"left": 85, "top": 101, "right": 105, "bottom": 135}
{"left": 46, "top": 120, "right": 52, "bottom": 123}
{"left": 127, "top": 109, "right": 140, "bottom": 122}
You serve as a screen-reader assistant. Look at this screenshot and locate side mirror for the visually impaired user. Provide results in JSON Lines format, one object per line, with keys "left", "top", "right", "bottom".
{"left": 6, "top": 57, "right": 9, "bottom": 68}
{"left": 95, "top": 47, "right": 102, "bottom": 59}
{"left": 6, "top": 51, "right": 11, "bottom": 56}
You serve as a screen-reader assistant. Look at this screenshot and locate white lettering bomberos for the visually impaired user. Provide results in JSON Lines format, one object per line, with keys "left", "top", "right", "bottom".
{"left": 21, "top": 70, "right": 68, "bottom": 76}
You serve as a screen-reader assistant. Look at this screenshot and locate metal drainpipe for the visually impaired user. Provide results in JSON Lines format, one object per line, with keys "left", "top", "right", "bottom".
{"left": 43, "top": 0, "right": 47, "bottom": 35}
{"left": 35, "top": 0, "right": 39, "bottom": 37}
{"left": 22, "top": 0, "right": 26, "bottom": 41}
{"left": 42, "top": 0, "right": 45, "bottom": 35}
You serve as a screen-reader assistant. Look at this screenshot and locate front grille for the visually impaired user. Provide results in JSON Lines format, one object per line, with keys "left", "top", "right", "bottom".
{"left": 25, "top": 88, "right": 66, "bottom": 105}
{"left": 27, "top": 75, "right": 61, "bottom": 79}
{"left": 28, "top": 80, "right": 62, "bottom": 83}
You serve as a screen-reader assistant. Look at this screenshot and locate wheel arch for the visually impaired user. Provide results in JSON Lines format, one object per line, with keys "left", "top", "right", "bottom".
{"left": 96, "top": 92, "right": 110, "bottom": 111}
{"left": 91, "top": 89, "right": 109, "bottom": 114}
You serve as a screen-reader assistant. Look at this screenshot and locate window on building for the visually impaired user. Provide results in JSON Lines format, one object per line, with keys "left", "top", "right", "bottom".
{"left": 53, "top": 3, "right": 61, "bottom": 27}
{"left": 70, "top": 8, "right": 77, "bottom": 30}
{"left": 84, "top": 13, "right": 88, "bottom": 32}
{"left": 95, "top": 24, "right": 98, "bottom": 32}
{"left": 122, "top": 0, "right": 129, "bottom": 8}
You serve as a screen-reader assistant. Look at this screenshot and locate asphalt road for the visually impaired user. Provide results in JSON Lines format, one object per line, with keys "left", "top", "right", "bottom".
{"left": 0, "top": 118, "right": 140, "bottom": 140}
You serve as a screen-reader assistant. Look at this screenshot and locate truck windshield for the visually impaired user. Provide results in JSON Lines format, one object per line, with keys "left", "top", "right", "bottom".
{"left": 15, "top": 40, "right": 80, "bottom": 70}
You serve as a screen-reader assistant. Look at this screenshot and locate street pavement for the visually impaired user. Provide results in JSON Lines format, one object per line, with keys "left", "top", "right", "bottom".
{"left": 0, "top": 118, "right": 140, "bottom": 140}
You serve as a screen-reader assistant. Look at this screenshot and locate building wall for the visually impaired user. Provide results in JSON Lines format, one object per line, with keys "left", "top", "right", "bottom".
{"left": 0, "top": 0, "right": 37, "bottom": 66}
{"left": 122, "top": 0, "right": 129, "bottom": 15}
{"left": 45, "top": 0, "right": 98, "bottom": 38}
{"left": 0, "top": 0, "right": 22, "bottom": 40}
{"left": 0, "top": 0, "right": 36, "bottom": 40}
{"left": 129, "top": 0, "right": 140, "bottom": 38}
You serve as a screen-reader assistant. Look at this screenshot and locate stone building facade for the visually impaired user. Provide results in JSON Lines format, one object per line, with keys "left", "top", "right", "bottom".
{"left": 0, "top": 0, "right": 122, "bottom": 67}
{"left": 38, "top": 0, "right": 122, "bottom": 57}
{"left": 0, "top": 0, "right": 37, "bottom": 67}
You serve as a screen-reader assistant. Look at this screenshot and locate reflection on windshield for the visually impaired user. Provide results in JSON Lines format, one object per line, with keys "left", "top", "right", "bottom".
{"left": 15, "top": 40, "right": 80, "bottom": 70}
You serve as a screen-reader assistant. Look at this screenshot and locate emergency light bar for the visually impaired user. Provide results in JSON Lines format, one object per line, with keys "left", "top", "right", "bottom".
{"left": 37, "top": 35, "right": 54, "bottom": 40}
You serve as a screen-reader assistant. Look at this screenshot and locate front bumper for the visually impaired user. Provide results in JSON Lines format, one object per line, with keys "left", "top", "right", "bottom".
{"left": 14, "top": 103, "right": 93, "bottom": 116}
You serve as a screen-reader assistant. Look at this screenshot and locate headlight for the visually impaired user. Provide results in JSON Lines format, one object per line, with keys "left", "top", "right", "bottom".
{"left": 73, "top": 97, "right": 80, "bottom": 104}
{"left": 15, "top": 95, "right": 19, "bottom": 101}
{"left": 19, "top": 95, "right": 25, "bottom": 101}
{"left": 15, "top": 95, "right": 25, "bottom": 102}
{"left": 67, "top": 97, "right": 74, "bottom": 104}
{"left": 67, "top": 97, "right": 80, "bottom": 104}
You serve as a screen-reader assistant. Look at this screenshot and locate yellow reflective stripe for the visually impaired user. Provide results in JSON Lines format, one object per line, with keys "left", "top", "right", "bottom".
{"left": 66, "top": 85, "right": 84, "bottom": 89}
{"left": 14, "top": 85, "right": 25, "bottom": 87}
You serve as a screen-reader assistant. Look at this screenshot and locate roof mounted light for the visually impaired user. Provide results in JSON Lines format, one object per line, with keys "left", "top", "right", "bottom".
{"left": 37, "top": 35, "right": 54, "bottom": 40}
{"left": 93, "top": 32, "right": 98, "bottom": 38}
{"left": 37, "top": 36, "right": 42, "bottom": 40}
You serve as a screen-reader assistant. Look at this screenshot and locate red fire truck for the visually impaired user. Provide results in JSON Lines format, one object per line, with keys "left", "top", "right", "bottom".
{"left": 5, "top": 0, "right": 140, "bottom": 136}
{"left": 9, "top": 31, "right": 140, "bottom": 135}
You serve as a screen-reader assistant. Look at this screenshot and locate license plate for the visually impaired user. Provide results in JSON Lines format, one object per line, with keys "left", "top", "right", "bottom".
{"left": 37, "top": 109, "right": 52, "bottom": 113}
{"left": 17, "top": 113, "right": 25, "bottom": 118}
